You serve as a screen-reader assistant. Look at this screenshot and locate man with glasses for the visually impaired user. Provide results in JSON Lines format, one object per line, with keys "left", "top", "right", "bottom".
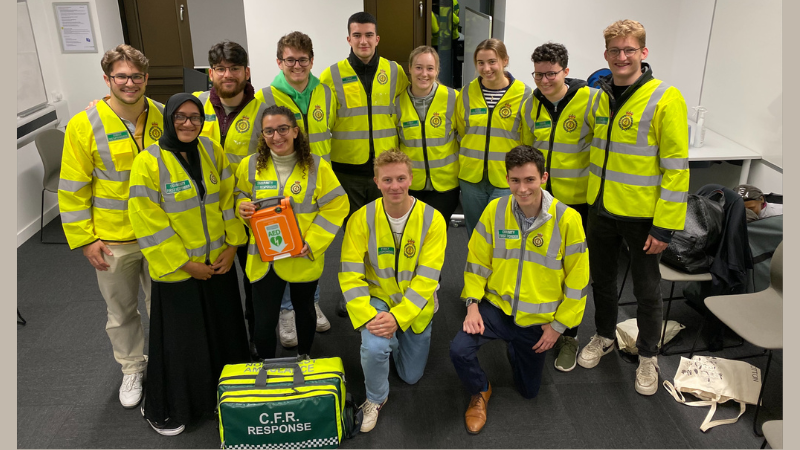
{"left": 576, "top": 20, "right": 689, "bottom": 397}
{"left": 59, "top": 44, "right": 164, "bottom": 409}
{"left": 255, "top": 31, "right": 336, "bottom": 345}
{"left": 193, "top": 40, "right": 266, "bottom": 359}
{"left": 320, "top": 11, "right": 409, "bottom": 317}
{"left": 520, "top": 42, "right": 597, "bottom": 373}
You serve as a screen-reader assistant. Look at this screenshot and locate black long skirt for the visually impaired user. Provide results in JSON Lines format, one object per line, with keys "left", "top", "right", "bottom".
{"left": 143, "top": 269, "right": 250, "bottom": 426}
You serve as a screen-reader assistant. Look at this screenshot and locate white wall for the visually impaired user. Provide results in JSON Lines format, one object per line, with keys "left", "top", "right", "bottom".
{"left": 18, "top": 0, "right": 123, "bottom": 246}
{"left": 187, "top": 0, "right": 248, "bottom": 68}
{"left": 242, "top": 0, "right": 362, "bottom": 89}
{"left": 502, "top": 0, "right": 714, "bottom": 110}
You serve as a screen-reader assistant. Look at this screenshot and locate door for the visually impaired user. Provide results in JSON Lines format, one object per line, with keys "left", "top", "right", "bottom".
{"left": 120, "top": 0, "right": 194, "bottom": 103}
{"left": 364, "top": 0, "right": 431, "bottom": 73}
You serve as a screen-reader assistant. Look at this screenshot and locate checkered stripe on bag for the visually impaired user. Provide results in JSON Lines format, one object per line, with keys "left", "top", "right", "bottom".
{"left": 225, "top": 437, "right": 339, "bottom": 449}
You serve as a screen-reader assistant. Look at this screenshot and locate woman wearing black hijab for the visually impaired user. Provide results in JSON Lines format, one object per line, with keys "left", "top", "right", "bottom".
{"left": 129, "top": 93, "right": 250, "bottom": 436}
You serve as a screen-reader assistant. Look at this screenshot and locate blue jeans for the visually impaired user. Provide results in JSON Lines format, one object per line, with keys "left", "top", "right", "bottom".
{"left": 361, "top": 297, "right": 432, "bottom": 403}
{"left": 459, "top": 178, "right": 511, "bottom": 237}
{"left": 281, "top": 284, "right": 320, "bottom": 310}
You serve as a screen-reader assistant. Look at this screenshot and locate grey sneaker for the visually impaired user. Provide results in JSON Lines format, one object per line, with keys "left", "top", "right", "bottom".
{"left": 635, "top": 355, "right": 660, "bottom": 396}
{"left": 279, "top": 309, "right": 298, "bottom": 347}
{"left": 577, "top": 334, "right": 616, "bottom": 369}
{"left": 315, "top": 303, "right": 331, "bottom": 332}
{"left": 359, "top": 397, "right": 387, "bottom": 433}
{"left": 119, "top": 372, "right": 144, "bottom": 408}
{"left": 554, "top": 336, "right": 579, "bottom": 372}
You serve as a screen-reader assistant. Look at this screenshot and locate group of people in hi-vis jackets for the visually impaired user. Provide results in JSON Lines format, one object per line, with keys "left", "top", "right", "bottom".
{"left": 58, "top": 9, "right": 688, "bottom": 438}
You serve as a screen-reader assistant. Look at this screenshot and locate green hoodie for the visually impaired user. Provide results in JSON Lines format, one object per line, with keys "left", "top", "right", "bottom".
{"left": 271, "top": 71, "right": 320, "bottom": 115}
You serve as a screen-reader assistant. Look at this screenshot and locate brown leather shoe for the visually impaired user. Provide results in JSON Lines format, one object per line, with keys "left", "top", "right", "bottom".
{"left": 465, "top": 382, "right": 492, "bottom": 434}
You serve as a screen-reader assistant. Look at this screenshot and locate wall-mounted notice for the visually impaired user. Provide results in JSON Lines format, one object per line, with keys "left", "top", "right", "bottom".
{"left": 53, "top": 2, "right": 97, "bottom": 53}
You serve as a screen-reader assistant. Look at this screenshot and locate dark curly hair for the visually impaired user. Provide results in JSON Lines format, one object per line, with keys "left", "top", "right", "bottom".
{"left": 505, "top": 145, "right": 545, "bottom": 176}
{"left": 531, "top": 42, "right": 569, "bottom": 69}
{"left": 208, "top": 40, "right": 248, "bottom": 67}
{"left": 256, "top": 105, "right": 315, "bottom": 178}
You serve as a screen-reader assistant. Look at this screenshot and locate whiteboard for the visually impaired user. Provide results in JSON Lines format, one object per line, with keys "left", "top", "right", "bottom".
{"left": 17, "top": 0, "right": 49, "bottom": 117}
{"left": 700, "top": 0, "right": 781, "bottom": 168}
{"left": 462, "top": 7, "right": 491, "bottom": 88}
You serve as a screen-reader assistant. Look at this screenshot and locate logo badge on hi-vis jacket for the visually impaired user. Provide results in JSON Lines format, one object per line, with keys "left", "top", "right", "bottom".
{"left": 290, "top": 180, "right": 302, "bottom": 194}
{"left": 563, "top": 114, "right": 578, "bottom": 133}
{"left": 209, "top": 172, "right": 218, "bottom": 184}
{"left": 429, "top": 112, "right": 443, "bottom": 128}
{"left": 532, "top": 233, "right": 544, "bottom": 247}
{"left": 267, "top": 224, "right": 287, "bottom": 252}
{"left": 618, "top": 111, "right": 634, "bottom": 131}
{"left": 149, "top": 123, "right": 162, "bottom": 140}
{"left": 499, "top": 103, "right": 513, "bottom": 119}
{"left": 403, "top": 239, "right": 416, "bottom": 258}
{"left": 236, "top": 116, "right": 251, "bottom": 133}
{"left": 312, "top": 105, "right": 324, "bottom": 122}
{"left": 377, "top": 69, "right": 389, "bottom": 85}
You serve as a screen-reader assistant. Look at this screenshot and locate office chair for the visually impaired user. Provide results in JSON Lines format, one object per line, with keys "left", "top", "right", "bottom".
{"left": 760, "top": 420, "right": 782, "bottom": 449}
{"left": 697, "top": 241, "right": 782, "bottom": 437}
{"left": 34, "top": 128, "right": 66, "bottom": 244}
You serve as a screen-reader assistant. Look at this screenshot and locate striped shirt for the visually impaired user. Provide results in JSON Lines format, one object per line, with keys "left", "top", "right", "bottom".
{"left": 481, "top": 85, "right": 508, "bottom": 110}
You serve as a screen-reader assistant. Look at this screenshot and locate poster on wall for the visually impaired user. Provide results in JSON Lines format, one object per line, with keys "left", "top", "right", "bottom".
{"left": 53, "top": 2, "right": 97, "bottom": 53}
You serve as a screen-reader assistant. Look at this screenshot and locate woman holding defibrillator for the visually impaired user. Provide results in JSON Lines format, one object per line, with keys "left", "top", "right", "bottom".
{"left": 236, "top": 105, "right": 348, "bottom": 360}
{"left": 129, "top": 93, "right": 250, "bottom": 436}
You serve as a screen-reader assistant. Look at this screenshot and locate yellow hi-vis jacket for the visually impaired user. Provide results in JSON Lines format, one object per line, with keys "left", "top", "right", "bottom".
{"left": 455, "top": 77, "right": 532, "bottom": 188}
{"left": 234, "top": 153, "right": 349, "bottom": 283}
{"left": 319, "top": 58, "right": 409, "bottom": 165}
{"left": 194, "top": 91, "right": 267, "bottom": 174}
{"left": 521, "top": 84, "right": 599, "bottom": 205}
{"left": 462, "top": 193, "right": 589, "bottom": 332}
{"left": 339, "top": 199, "right": 447, "bottom": 333}
{"left": 588, "top": 74, "right": 689, "bottom": 230}
{"left": 128, "top": 136, "right": 247, "bottom": 282}
{"left": 395, "top": 84, "right": 460, "bottom": 191}
{"left": 59, "top": 98, "right": 165, "bottom": 249}
{"left": 255, "top": 85, "right": 336, "bottom": 161}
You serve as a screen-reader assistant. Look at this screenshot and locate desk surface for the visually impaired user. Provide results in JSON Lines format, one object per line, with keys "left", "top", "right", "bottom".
{"left": 689, "top": 123, "right": 762, "bottom": 162}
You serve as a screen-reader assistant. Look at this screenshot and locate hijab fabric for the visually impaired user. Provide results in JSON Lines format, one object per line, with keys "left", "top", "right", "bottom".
{"left": 159, "top": 93, "right": 204, "bottom": 153}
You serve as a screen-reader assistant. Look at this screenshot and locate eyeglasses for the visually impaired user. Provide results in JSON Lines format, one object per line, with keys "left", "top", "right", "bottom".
{"left": 262, "top": 125, "right": 293, "bottom": 137}
{"left": 607, "top": 47, "right": 642, "bottom": 58}
{"left": 280, "top": 58, "right": 311, "bottom": 67}
{"left": 212, "top": 65, "right": 244, "bottom": 76}
{"left": 532, "top": 69, "right": 565, "bottom": 81}
{"left": 173, "top": 113, "right": 204, "bottom": 125}
{"left": 109, "top": 74, "right": 146, "bottom": 85}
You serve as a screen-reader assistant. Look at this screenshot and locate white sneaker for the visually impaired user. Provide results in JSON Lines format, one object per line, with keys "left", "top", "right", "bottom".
{"left": 635, "top": 355, "right": 660, "bottom": 396}
{"left": 119, "top": 372, "right": 144, "bottom": 408}
{"left": 359, "top": 397, "right": 387, "bottom": 433}
{"left": 433, "top": 284, "right": 440, "bottom": 313}
{"left": 279, "top": 309, "right": 298, "bottom": 348}
{"left": 577, "top": 334, "right": 616, "bottom": 369}
{"left": 315, "top": 303, "right": 331, "bottom": 332}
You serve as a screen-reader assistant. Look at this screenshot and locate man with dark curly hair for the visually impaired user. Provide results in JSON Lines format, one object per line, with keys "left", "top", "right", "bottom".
{"left": 520, "top": 42, "right": 597, "bottom": 373}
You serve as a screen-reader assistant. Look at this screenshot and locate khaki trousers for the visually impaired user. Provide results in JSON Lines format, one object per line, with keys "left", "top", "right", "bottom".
{"left": 95, "top": 241, "right": 151, "bottom": 374}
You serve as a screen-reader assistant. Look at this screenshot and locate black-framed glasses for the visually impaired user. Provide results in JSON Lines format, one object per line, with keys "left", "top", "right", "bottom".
{"left": 607, "top": 47, "right": 642, "bottom": 58}
{"left": 532, "top": 69, "right": 565, "bottom": 81}
{"left": 212, "top": 65, "right": 244, "bottom": 76}
{"left": 280, "top": 57, "right": 311, "bottom": 67}
{"left": 109, "top": 73, "right": 146, "bottom": 85}
{"left": 173, "top": 113, "right": 204, "bottom": 125}
{"left": 262, "top": 125, "right": 293, "bottom": 137}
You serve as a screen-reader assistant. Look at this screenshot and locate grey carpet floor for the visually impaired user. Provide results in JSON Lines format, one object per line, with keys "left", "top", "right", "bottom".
{"left": 18, "top": 217, "right": 781, "bottom": 448}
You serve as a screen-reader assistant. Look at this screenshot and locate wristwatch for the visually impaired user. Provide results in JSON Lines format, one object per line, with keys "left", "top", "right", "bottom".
{"left": 465, "top": 298, "right": 479, "bottom": 308}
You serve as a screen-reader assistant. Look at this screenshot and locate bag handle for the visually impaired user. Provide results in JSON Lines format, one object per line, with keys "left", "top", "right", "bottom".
{"left": 663, "top": 381, "right": 747, "bottom": 432}
{"left": 254, "top": 355, "right": 310, "bottom": 387}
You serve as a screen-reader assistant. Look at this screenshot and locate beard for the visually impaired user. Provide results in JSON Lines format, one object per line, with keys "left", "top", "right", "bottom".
{"left": 111, "top": 86, "right": 145, "bottom": 106}
{"left": 213, "top": 77, "right": 247, "bottom": 99}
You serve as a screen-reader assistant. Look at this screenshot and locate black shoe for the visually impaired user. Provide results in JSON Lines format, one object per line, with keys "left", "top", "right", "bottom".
{"left": 142, "top": 404, "right": 184, "bottom": 436}
{"left": 336, "top": 296, "right": 348, "bottom": 318}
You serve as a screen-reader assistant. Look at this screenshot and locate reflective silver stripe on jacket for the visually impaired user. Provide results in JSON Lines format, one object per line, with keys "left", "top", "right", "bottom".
{"left": 589, "top": 163, "right": 661, "bottom": 187}
{"left": 152, "top": 100, "right": 165, "bottom": 114}
{"left": 198, "top": 91, "right": 210, "bottom": 105}
{"left": 59, "top": 179, "right": 90, "bottom": 192}
{"left": 398, "top": 87, "right": 457, "bottom": 148}
{"left": 331, "top": 128, "right": 396, "bottom": 141}
{"left": 137, "top": 226, "right": 176, "bottom": 249}
{"left": 365, "top": 201, "right": 435, "bottom": 284}
{"left": 330, "top": 61, "right": 399, "bottom": 117}
{"left": 464, "top": 261, "right": 492, "bottom": 279}
{"left": 86, "top": 106, "right": 129, "bottom": 183}
{"left": 259, "top": 88, "right": 276, "bottom": 107}
{"left": 491, "top": 196, "right": 562, "bottom": 270}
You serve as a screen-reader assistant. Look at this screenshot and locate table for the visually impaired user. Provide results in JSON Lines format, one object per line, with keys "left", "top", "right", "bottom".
{"left": 689, "top": 123, "right": 762, "bottom": 185}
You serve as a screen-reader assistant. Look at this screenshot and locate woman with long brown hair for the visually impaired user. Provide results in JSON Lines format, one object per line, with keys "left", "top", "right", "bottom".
{"left": 235, "top": 105, "right": 348, "bottom": 359}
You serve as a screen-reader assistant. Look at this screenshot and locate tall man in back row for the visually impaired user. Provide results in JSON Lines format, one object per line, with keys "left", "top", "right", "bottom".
{"left": 320, "top": 11, "right": 409, "bottom": 316}
{"left": 576, "top": 19, "right": 689, "bottom": 396}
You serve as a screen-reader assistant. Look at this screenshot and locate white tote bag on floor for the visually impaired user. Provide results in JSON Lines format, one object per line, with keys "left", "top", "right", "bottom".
{"left": 663, "top": 356, "right": 762, "bottom": 431}
{"left": 615, "top": 318, "right": 685, "bottom": 355}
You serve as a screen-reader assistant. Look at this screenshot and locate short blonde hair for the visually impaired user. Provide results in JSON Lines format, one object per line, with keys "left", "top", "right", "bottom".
{"left": 374, "top": 148, "right": 412, "bottom": 177}
{"left": 101, "top": 44, "right": 149, "bottom": 75}
{"left": 473, "top": 38, "right": 509, "bottom": 68}
{"left": 603, "top": 19, "right": 646, "bottom": 48}
{"left": 408, "top": 45, "right": 440, "bottom": 82}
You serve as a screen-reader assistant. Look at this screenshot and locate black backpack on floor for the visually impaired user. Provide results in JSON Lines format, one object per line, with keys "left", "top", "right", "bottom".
{"left": 662, "top": 190, "right": 725, "bottom": 274}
